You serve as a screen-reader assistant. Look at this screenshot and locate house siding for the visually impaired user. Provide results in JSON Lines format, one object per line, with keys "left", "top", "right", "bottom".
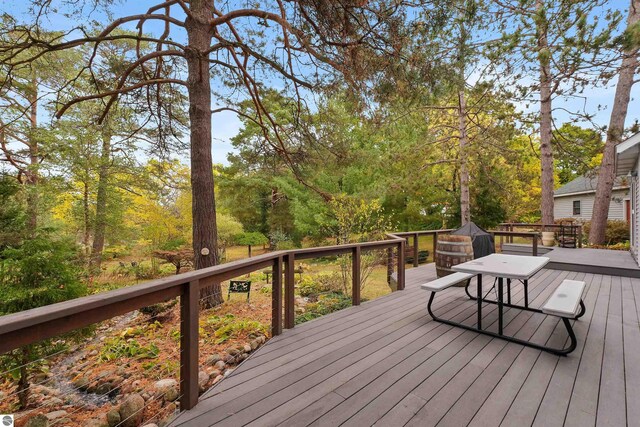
{"left": 553, "top": 188, "right": 629, "bottom": 221}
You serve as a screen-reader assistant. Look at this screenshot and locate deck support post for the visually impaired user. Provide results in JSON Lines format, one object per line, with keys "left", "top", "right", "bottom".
{"left": 352, "top": 247, "right": 361, "bottom": 305}
{"left": 180, "top": 280, "right": 199, "bottom": 411}
{"left": 271, "top": 256, "right": 283, "bottom": 336}
{"left": 284, "top": 254, "right": 295, "bottom": 329}
{"left": 397, "top": 239, "right": 406, "bottom": 290}
{"left": 413, "top": 233, "right": 419, "bottom": 267}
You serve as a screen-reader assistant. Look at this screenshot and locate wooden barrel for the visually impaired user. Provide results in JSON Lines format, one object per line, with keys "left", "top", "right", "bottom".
{"left": 435, "top": 235, "right": 474, "bottom": 282}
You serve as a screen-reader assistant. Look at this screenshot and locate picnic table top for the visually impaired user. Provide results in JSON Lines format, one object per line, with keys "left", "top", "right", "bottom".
{"left": 453, "top": 253, "right": 549, "bottom": 280}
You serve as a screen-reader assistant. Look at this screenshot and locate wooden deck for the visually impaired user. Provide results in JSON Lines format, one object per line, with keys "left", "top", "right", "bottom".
{"left": 169, "top": 263, "right": 640, "bottom": 427}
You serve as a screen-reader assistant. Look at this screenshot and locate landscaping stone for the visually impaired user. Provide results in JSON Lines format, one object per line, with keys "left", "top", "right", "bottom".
{"left": 198, "top": 371, "right": 209, "bottom": 391}
{"left": 106, "top": 409, "right": 121, "bottom": 427}
{"left": 141, "top": 424, "right": 159, "bottom": 427}
{"left": 250, "top": 340, "right": 259, "bottom": 351}
{"left": 154, "top": 379, "right": 179, "bottom": 402}
{"left": 212, "top": 374, "right": 224, "bottom": 385}
{"left": 214, "top": 360, "right": 225, "bottom": 370}
{"left": 72, "top": 376, "right": 90, "bottom": 391}
{"left": 25, "top": 414, "right": 49, "bottom": 427}
{"left": 225, "top": 347, "right": 240, "bottom": 356}
{"left": 243, "top": 344, "right": 252, "bottom": 353}
{"left": 206, "top": 353, "right": 222, "bottom": 365}
{"left": 118, "top": 393, "right": 145, "bottom": 427}
{"left": 44, "top": 410, "right": 67, "bottom": 420}
{"left": 223, "top": 354, "right": 236, "bottom": 364}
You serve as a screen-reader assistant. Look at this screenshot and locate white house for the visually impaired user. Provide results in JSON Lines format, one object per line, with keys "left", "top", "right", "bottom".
{"left": 553, "top": 175, "right": 630, "bottom": 222}
{"left": 615, "top": 132, "right": 640, "bottom": 263}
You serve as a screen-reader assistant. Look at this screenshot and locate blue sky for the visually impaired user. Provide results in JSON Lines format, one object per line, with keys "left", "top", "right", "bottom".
{"left": 2, "top": 0, "right": 638, "bottom": 166}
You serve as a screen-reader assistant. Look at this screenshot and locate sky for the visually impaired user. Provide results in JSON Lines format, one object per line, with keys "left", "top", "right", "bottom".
{"left": 2, "top": 0, "right": 638, "bottom": 166}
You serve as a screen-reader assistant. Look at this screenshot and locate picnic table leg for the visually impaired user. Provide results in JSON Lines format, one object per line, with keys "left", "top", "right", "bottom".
{"left": 524, "top": 279, "right": 529, "bottom": 308}
{"left": 477, "top": 274, "right": 482, "bottom": 330}
{"left": 498, "top": 277, "right": 504, "bottom": 335}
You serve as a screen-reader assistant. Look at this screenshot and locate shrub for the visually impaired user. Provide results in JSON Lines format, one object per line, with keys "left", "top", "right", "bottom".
{"left": 583, "top": 220, "right": 629, "bottom": 245}
{"left": 99, "top": 337, "right": 160, "bottom": 362}
{"left": 297, "top": 272, "right": 343, "bottom": 297}
{"left": 295, "top": 292, "right": 352, "bottom": 324}
{"left": 204, "top": 314, "right": 268, "bottom": 344}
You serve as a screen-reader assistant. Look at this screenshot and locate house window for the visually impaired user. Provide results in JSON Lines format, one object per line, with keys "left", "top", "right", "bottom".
{"left": 573, "top": 200, "right": 581, "bottom": 215}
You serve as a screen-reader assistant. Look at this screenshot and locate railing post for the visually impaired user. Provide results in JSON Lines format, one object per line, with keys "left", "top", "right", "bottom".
{"left": 284, "top": 254, "right": 295, "bottom": 329}
{"left": 432, "top": 232, "right": 438, "bottom": 260}
{"left": 271, "top": 256, "right": 283, "bottom": 336}
{"left": 413, "top": 233, "right": 419, "bottom": 267}
{"left": 352, "top": 246, "right": 361, "bottom": 305}
{"left": 180, "top": 280, "right": 199, "bottom": 411}
{"left": 397, "top": 239, "right": 406, "bottom": 290}
{"left": 533, "top": 234, "right": 538, "bottom": 256}
{"left": 386, "top": 247, "right": 393, "bottom": 284}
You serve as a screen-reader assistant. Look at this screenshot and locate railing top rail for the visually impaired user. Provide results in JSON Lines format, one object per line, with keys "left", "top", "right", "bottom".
{"left": 0, "top": 235, "right": 409, "bottom": 350}
{"left": 491, "top": 230, "right": 540, "bottom": 237}
{"left": 390, "top": 229, "right": 456, "bottom": 237}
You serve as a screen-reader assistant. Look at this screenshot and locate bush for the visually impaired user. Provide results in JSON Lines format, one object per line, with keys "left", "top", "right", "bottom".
{"left": 295, "top": 292, "right": 352, "bottom": 324}
{"left": 204, "top": 314, "right": 268, "bottom": 344}
{"left": 583, "top": 220, "right": 629, "bottom": 245}
{"left": 99, "top": 337, "right": 160, "bottom": 362}
{"left": 297, "top": 273, "right": 343, "bottom": 297}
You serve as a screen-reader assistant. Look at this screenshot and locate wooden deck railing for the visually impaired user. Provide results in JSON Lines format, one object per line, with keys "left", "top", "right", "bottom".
{"left": 0, "top": 226, "right": 544, "bottom": 414}
{"left": 498, "top": 222, "right": 583, "bottom": 248}
{"left": 0, "top": 235, "right": 407, "bottom": 411}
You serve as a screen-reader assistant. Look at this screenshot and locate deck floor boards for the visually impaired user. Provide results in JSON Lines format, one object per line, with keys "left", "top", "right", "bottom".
{"left": 169, "top": 263, "right": 639, "bottom": 427}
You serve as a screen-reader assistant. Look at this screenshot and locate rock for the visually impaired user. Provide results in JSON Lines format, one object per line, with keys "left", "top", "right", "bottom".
{"left": 206, "top": 353, "right": 222, "bottom": 365}
{"left": 43, "top": 397, "right": 63, "bottom": 406}
{"left": 243, "top": 344, "right": 252, "bottom": 353}
{"left": 107, "top": 409, "right": 121, "bottom": 427}
{"left": 154, "top": 379, "right": 179, "bottom": 402}
{"left": 236, "top": 353, "right": 247, "bottom": 362}
{"left": 118, "top": 393, "right": 145, "bottom": 427}
{"left": 95, "top": 382, "right": 112, "bottom": 396}
{"left": 89, "top": 349, "right": 98, "bottom": 357}
{"left": 45, "top": 410, "right": 68, "bottom": 421}
{"left": 212, "top": 375, "right": 224, "bottom": 385}
{"left": 214, "top": 360, "right": 226, "bottom": 371}
{"left": 85, "top": 419, "right": 108, "bottom": 427}
{"left": 72, "top": 376, "right": 90, "bottom": 391}
{"left": 250, "top": 340, "right": 259, "bottom": 351}
{"left": 198, "top": 371, "right": 209, "bottom": 391}
{"left": 208, "top": 369, "right": 221, "bottom": 378}
{"left": 225, "top": 347, "right": 240, "bottom": 356}
{"left": 141, "top": 424, "right": 158, "bottom": 427}
{"left": 25, "top": 414, "right": 49, "bottom": 427}
{"left": 224, "top": 368, "right": 234, "bottom": 377}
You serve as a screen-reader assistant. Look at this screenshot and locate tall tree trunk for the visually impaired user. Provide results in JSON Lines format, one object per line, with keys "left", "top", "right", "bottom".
{"left": 537, "top": 0, "right": 554, "bottom": 225}
{"left": 458, "top": 89, "right": 470, "bottom": 225}
{"left": 90, "top": 130, "right": 111, "bottom": 270}
{"left": 82, "top": 178, "right": 90, "bottom": 257}
{"left": 186, "top": 1, "right": 221, "bottom": 307}
{"left": 26, "top": 77, "right": 38, "bottom": 234}
{"left": 589, "top": 0, "right": 639, "bottom": 245}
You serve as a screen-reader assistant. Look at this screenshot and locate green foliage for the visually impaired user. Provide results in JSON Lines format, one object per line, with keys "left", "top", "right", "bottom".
{"left": 295, "top": 293, "right": 352, "bottom": 325}
{"left": 0, "top": 233, "right": 86, "bottom": 314}
{"left": 204, "top": 314, "right": 268, "bottom": 344}
{"left": 297, "top": 272, "right": 343, "bottom": 297}
{"left": 234, "top": 231, "right": 269, "bottom": 247}
{"left": 553, "top": 124, "right": 604, "bottom": 185}
{"left": 0, "top": 174, "right": 25, "bottom": 249}
{"left": 99, "top": 337, "right": 160, "bottom": 362}
{"left": 583, "top": 220, "right": 629, "bottom": 245}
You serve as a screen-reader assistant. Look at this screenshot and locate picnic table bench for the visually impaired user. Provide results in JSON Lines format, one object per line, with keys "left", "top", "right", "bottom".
{"left": 421, "top": 254, "right": 586, "bottom": 355}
